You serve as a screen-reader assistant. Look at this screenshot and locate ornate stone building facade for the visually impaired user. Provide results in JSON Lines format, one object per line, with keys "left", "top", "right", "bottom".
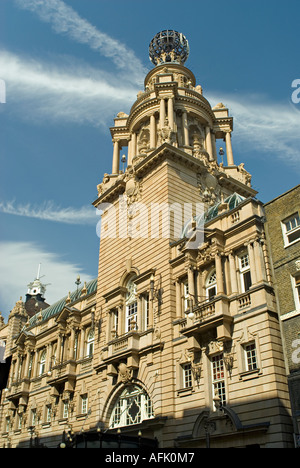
{"left": 0, "top": 30, "right": 294, "bottom": 448}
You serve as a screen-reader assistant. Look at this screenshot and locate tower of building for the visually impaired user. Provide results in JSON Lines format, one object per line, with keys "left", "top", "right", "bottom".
{"left": 0, "top": 30, "right": 294, "bottom": 448}
{"left": 92, "top": 30, "right": 292, "bottom": 447}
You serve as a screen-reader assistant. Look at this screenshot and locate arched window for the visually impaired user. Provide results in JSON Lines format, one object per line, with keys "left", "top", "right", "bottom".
{"left": 206, "top": 270, "right": 217, "bottom": 301}
{"left": 109, "top": 385, "right": 154, "bottom": 429}
{"left": 126, "top": 277, "right": 138, "bottom": 332}
{"left": 39, "top": 349, "right": 46, "bottom": 376}
{"left": 86, "top": 328, "right": 95, "bottom": 357}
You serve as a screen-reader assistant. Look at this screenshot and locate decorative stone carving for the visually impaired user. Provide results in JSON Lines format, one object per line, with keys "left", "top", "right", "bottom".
{"left": 124, "top": 167, "right": 142, "bottom": 207}
{"left": 197, "top": 172, "right": 221, "bottom": 206}
{"left": 192, "top": 133, "right": 209, "bottom": 164}
{"left": 97, "top": 173, "right": 111, "bottom": 196}
{"left": 118, "top": 363, "right": 133, "bottom": 383}
{"left": 158, "top": 121, "right": 177, "bottom": 146}
{"left": 138, "top": 128, "right": 150, "bottom": 154}
{"left": 237, "top": 163, "right": 252, "bottom": 187}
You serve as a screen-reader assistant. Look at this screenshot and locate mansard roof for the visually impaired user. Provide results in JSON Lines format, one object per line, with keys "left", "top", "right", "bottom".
{"left": 27, "top": 278, "right": 97, "bottom": 328}
{"left": 181, "top": 192, "right": 246, "bottom": 239}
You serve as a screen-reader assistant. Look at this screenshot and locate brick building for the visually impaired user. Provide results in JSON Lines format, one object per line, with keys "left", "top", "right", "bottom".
{"left": 264, "top": 185, "right": 300, "bottom": 445}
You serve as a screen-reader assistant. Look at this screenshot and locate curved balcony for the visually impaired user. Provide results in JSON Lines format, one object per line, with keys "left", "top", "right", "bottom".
{"left": 95, "top": 328, "right": 163, "bottom": 374}
{"left": 6, "top": 378, "right": 30, "bottom": 401}
{"left": 46, "top": 360, "right": 77, "bottom": 386}
{"left": 178, "top": 295, "right": 232, "bottom": 343}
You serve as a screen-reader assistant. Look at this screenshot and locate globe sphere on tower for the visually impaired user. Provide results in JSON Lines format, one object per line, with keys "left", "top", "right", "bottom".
{"left": 149, "top": 30, "right": 189, "bottom": 66}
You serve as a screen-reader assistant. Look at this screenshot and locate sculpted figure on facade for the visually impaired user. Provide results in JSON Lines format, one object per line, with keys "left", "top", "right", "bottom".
{"left": 118, "top": 363, "right": 133, "bottom": 383}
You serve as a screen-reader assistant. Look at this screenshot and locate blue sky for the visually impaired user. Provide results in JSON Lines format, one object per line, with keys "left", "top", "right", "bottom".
{"left": 0, "top": 0, "right": 300, "bottom": 320}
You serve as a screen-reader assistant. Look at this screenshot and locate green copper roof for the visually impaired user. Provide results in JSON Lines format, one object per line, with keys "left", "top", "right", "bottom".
{"left": 181, "top": 193, "right": 246, "bottom": 238}
{"left": 27, "top": 278, "right": 97, "bottom": 327}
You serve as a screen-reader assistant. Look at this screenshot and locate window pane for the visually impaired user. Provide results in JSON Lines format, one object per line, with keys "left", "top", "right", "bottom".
{"left": 288, "top": 229, "right": 300, "bottom": 243}
{"left": 285, "top": 214, "right": 300, "bottom": 232}
{"left": 240, "top": 254, "right": 250, "bottom": 269}
{"left": 208, "top": 286, "right": 216, "bottom": 301}
{"left": 213, "top": 381, "right": 226, "bottom": 407}
{"left": 126, "top": 301, "right": 138, "bottom": 331}
{"left": 245, "top": 343, "right": 257, "bottom": 371}
{"left": 183, "top": 363, "right": 192, "bottom": 388}
{"left": 109, "top": 385, "right": 154, "bottom": 429}
{"left": 212, "top": 353, "right": 226, "bottom": 407}
{"left": 243, "top": 271, "right": 252, "bottom": 291}
{"left": 208, "top": 271, "right": 216, "bottom": 285}
{"left": 212, "top": 354, "right": 224, "bottom": 380}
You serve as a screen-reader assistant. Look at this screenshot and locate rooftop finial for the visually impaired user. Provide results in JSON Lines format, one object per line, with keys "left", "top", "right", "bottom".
{"left": 149, "top": 30, "right": 189, "bottom": 66}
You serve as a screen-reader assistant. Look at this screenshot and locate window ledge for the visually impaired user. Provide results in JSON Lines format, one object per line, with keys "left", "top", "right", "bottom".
{"left": 284, "top": 237, "right": 300, "bottom": 248}
{"left": 239, "top": 368, "right": 261, "bottom": 381}
{"left": 280, "top": 309, "right": 300, "bottom": 321}
{"left": 41, "top": 422, "right": 51, "bottom": 428}
{"left": 177, "top": 387, "right": 194, "bottom": 397}
{"left": 76, "top": 413, "right": 89, "bottom": 420}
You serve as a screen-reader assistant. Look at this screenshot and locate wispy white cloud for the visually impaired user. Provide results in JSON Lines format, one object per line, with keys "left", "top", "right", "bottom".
{"left": 14, "top": 0, "right": 146, "bottom": 83}
{"left": 0, "top": 49, "right": 138, "bottom": 126}
{"left": 0, "top": 240, "right": 94, "bottom": 320}
{"left": 0, "top": 199, "right": 98, "bottom": 225}
{"left": 207, "top": 92, "right": 300, "bottom": 170}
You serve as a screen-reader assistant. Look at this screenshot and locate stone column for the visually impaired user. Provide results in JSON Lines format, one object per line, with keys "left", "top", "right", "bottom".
{"left": 56, "top": 333, "right": 62, "bottom": 363}
{"left": 187, "top": 266, "right": 195, "bottom": 299}
{"left": 79, "top": 327, "right": 85, "bottom": 359}
{"left": 131, "top": 132, "right": 137, "bottom": 161}
{"left": 225, "top": 131, "right": 234, "bottom": 165}
{"left": 205, "top": 126, "right": 214, "bottom": 161}
{"left": 197, "top": 270, "right": 206, "bottom": 302}
{"left": 168, "top": 97, "right": 174, "bottom": 130}
{"left": 215, "top": 252, "right": 224, "bottom": 295}
{"left": 182, "top": 111, "right": 189, "bottom": 146}
{"left": 228, "top": 252, "right": 238, "bottom": 294}
{"left": 24, "top": 349, "right": 32, "bottom": 378}
{"left": 112, "top": 139, "right": 120, "bottom": 174}
{"left": 128, "top": 138, "right": 132, "bottom": 165}
{"left": 45, "top": 343, "right": 51, "bottom": 372}
{"left": 175, "top": 280, "right": 182, "bottom": 318}
{"left": 247, "top": 242, "right": 257, "bottom": 285}
{"left": 253, "top": 239, "right": 266, "bottom": 283}
{"left": 150, "top": 114, "right": 156, "bottom": 148}
{"left": 211, "top": 132, "right": 218, "bottom": 161}
{"left": 69, "top": 327, "right": 76, "bottom": 360}
{"left": 15, "top": 353, "right": 21, "bottom": 381}
{"left": 160, "top": 98, "right": 166, "bottom": 128}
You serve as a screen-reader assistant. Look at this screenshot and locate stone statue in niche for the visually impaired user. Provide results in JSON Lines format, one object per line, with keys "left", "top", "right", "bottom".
{"left": 138, "top": 128, "right": 150, "bottom": 155}
{"left": 192, "top": 133, "right": 209, "bottom": 165}
{"left": 158, "top": 117, "right": 177, "bottom": 146}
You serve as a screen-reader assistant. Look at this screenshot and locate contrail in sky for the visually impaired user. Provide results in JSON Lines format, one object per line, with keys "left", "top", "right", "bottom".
{"left": 15, "top": 0, "right": 146, "bottom": 83}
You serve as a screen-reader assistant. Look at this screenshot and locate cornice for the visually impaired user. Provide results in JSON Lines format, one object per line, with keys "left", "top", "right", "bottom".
{"left": 93, "top": 179, "right": 126, "bottom": 207}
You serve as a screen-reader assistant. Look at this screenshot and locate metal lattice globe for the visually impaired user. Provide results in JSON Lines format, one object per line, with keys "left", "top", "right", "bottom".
{"left": 149, "top": 30, "right": 189, "bottom": 66}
